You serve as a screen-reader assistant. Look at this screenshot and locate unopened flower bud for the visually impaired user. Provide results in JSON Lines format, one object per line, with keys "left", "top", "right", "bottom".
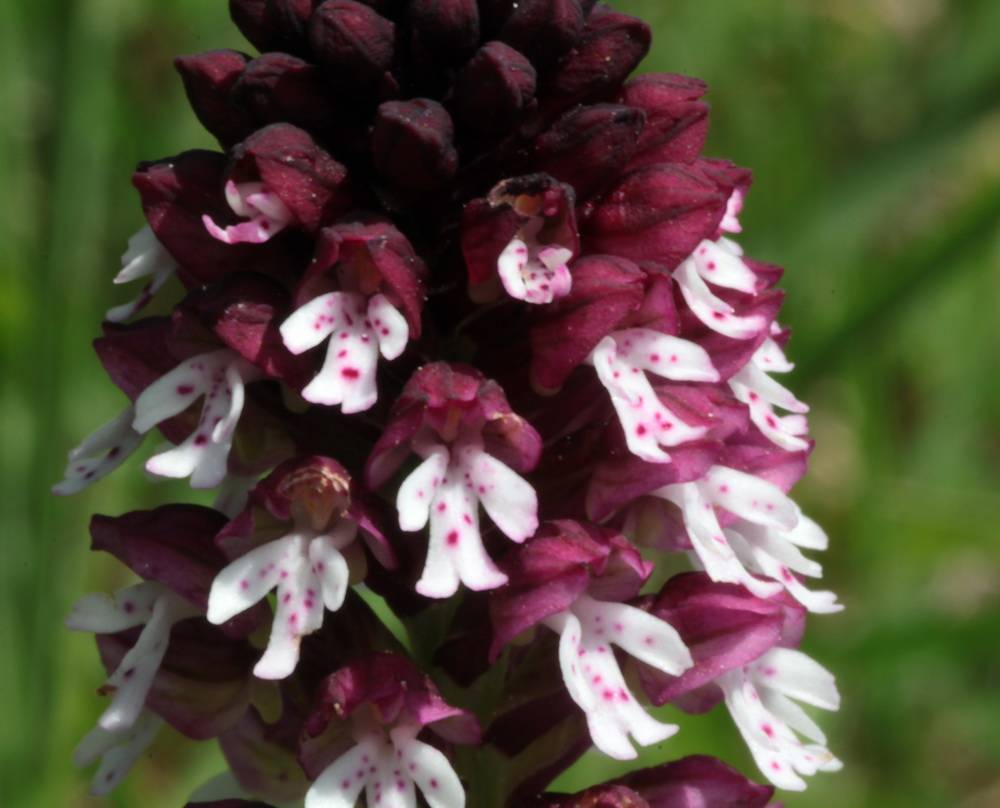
{"left": 452, "top": 40, "right": 537, "bottom": 136}
{"left": 174, "top": 50, "right": 256, "bottom": 148}
{"left": 372, "top": 99, "right": 459, "bottom": 191}
{"left": 308, "top": 0, "right": 395, "bottom": 90}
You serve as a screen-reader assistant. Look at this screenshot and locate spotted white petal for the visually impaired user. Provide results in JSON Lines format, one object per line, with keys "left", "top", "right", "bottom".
{"left": 458, "top": 446, "right": 538, "bottom": 543}
{"left": 74, "top": 711, "right": 163, "bottom": 796}
{"left": 66, "top": 582, "right": 162, "bottom": 634}
{"left": 391, "top": 728, "right": 466, "bottom": 808}
{"left": 305, "top": 738, "right": 378, "bottom": 808}
{"left": 397, "top": 446, "right": 450, "bottom": 532}
{"left": 369, "top": 293, "right": 410, "bottom": 361}
{"left": 53, "top": 407, "right": 143, "bottom": 495}
{"left": 674, "top": 259, "right": 764, "bottom": 339}
{"left": 207, "top": 534, "right": 301, "bottom": 625}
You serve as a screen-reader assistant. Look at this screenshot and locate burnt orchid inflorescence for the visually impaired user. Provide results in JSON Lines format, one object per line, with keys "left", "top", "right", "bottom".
{"left": 56, "top": 1, "right": 843, "bottom": 806}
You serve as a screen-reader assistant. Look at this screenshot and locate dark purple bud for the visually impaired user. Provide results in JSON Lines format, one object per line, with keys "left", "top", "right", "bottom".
{"left": 622, "top": 73, "right": 710, "bottom": 168}
{"left": 174, "top": 50, "right": 256, "bottom": 148}
{"left": 133, "top": 150, "right": 299, "bottom": 286}
{"left": 231, "top": 124, "right": 352, "bottom": 232}
{"left": 372, "top": 99, "right": 459, "bottom": 191}
{"left": 499, "top": 0, "right": 585, "bottom": 67}
{"left": 546, "top": 8, "right": 651, "bottom": 108}
{"left": 90, "top": 505, "right": 228, "bottom": 612}
{"left": 229, "top": 0, "right": 316, "bottom": 54}
{"left": 409, "top": 0, "right": 480, "bottom": 64}
{"left": 452, "top": 40, "right": 536, "bottom": 136}
{"left": 231, "top": 53, "right": 338, "bottom": 136}
{"left": 533, "top": 103, "right": 645, "bottom": 201}
{"left": 584, "top": 162, "right": 729, "bottom": 269}
{"left": 529, "top": 255, "right": 644, "bottom": 393}
{"left": 308, "top": 0, "right": 395, "bottom": 90}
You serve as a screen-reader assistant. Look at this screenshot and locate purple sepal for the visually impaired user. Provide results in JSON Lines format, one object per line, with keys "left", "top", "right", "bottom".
{"left": 636, "top": 573, "right": 797, "bottom": 710}
{"left": 529, "top": 254, "right": 645, "bottom": 393}
{"left": 133, "top": 150, "right": 300, "bottom": 286}
{"left": 534, "top": 754, "right": 774, "bottom": 807}
{"left": 586, "top": 441, "right": 719, "bottom": 523}
{"left": 230, "top": 124, "right": 352, "bottom": 233}
{"left": 533, "top": 104, "right": 645, "bottom": 201}
{"left": 489, "top": 521, "right": 651, "bottom": 659}
{"left": 451, "top": 41, "right": 537, "bottom": 137}
{"left": 97, "top": 618, "right": 258, "bottom": 739}
{"left": 372, "top": 99, "right": 460, "bottom": 191}
{"left": 621, "top": 73, "right": 710, "bottom": 168}
{"left": 583, "top": 162, "right": 728, "bottom": 270}
{"left": 176, "top": 273, "right": 313, "bottom": 387}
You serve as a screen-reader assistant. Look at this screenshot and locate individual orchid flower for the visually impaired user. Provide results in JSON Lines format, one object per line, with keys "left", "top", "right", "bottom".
{"left": 302, "top": 653, "right": 480, "bottom": 808}
{"left": 203, "top": 180, "right": 295, "bottom": 244}
{"left": 651, "top": 465, "right": 840, "bottom": 611}
{"left": 729, "top": 330, "right": 810, "bottom": 451}
{"left": 589, "top": 329, "right": 720, "bottom": 463}
{"left": 202, "top": 123, "right": 351, "bottom": 246}
{"left": 67, "top": 581, "right": 200, "bottom": 732}
{"left": 280, "top": 218, "right": 425, "bottom": 412}
{"left": 208, "top": 456, "right": 395, "bottom": 679}
{"left": 462, "top": 174, "right": 579, "bottom": 304}
{"left": 132, "top": 348, "right": 263, "bottom": 488}
{"left": 105, "top": 226, "right": 178, "bottom": 322}
{"left": 367, "top": 363, "right": 542, "bottom": 598}
{"left": 52, "top": 406, "right": 144, "bottom": 495}
{"left": 719, "top": 648, "right": 841, "bottom": 791}
{"left": 490, "top": 522, "right": 693, "bottom": 761}
{"left": 73, "top": 709, "right": 163, "bottom": 796}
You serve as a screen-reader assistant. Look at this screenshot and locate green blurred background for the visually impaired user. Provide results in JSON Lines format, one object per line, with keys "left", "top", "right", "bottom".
{"left": 2, "top": 0, "right": 999, "bottom": 805}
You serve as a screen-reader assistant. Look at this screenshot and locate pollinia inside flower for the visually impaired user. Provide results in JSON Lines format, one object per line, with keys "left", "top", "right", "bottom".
{"left": 55, "top": 2, "right": 843, "bottom": 806}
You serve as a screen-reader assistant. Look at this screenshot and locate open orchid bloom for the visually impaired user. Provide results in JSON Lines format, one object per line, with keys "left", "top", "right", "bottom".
{"left": 59, "top": 1, "right": 843, "bottom": 801}
{"left": 105, "top": 226, "right": 178, "bottom": 322}
{"left": 589, "top": 329, "right": 720, "bottom": 463}
{"left": 369, "top": 363, "right": 541, "bottom": 598}
{"left": 303, "top": 654, "right": 478, "bottom": 808}
{"left": 209, "top": 456, "right": 394, "bottom": 679}
{"left": 720, "top": 648, "right": 841, "bottom": 791}
{"left": 132, "top": 349, "right": 263, "bottom": 488}
{"left": 652, "top": 466, "right": 841, "bottom": 611}
{"left": 491, "top": 522, "right": 692, "bottom": 760}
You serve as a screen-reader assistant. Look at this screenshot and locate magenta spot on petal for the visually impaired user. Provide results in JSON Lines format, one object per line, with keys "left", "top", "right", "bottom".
{"left": 712, "top": 312, "right": 726, "bottom": 320}
{"left": 766, "top": 415, "right": 778, "bottom": 428}
{"left": 123, "top": 601, "right": 134, "bottom": 613}
{"left": 446, "top": 530, "right": 460, "bottom": 546}
{"left": 762, "top": 723, "right": 775, "bottom": 737}
{"left": 670, "top": 354, "right": 678, "bottom": 363}
{"left": 618, "top": 689, "right": 629, "bottom": 701}
{"left": 636, "top": 424, "right": 647, "bottom": 436}
{"left": 644, "top": 635, "right": 654, "bottom": 645}
{"left": 463, "top": 514, "right": 473, "bottom": 525}
{"left": 397, "top": 780, "right": 405, "bottom": 790}
{"left": 749, "top": 391, "right": 759, "bottom": 401}
{"left": 341, "top": 367, "right": 360, "bottom": 380}
{"left": 650, "top": 353, "right": 660, "bottom": 362}
{"left": 430, "top": 779, "right": 438, "bottom": 789}
{"left": 592, "top": 675, "right": 602, "bottom": 684}
{"left": 707, "top": 261, "right": 716, "bottom": 270}
{"left": 602, "top": 689, "right": 615, "bottom": 701}
{"left": 282, "top": 593, "right": 292, "bottom": 603}
{"left": 123, "top": 667, "right": 135, "bottom": 679}
{"left": 436, "top": 502, "right": 447, "bottom": 513}
{"left": 771, "top": 761, "right": 782, "bottom": 771}
{"left": 176, "top": 384, "right": 194, "bottom": 395}
{"left": 341, "top": 780, "right": 351, "bottom": 790}
{"left": 194, "top": 434, "right": 208, "bottom": 446}
{"left": 781, "top": 567, "right": 794, "bottom": 582}
{"left": 240, "top": 579, "right": 249, "bottom": 590}
{"left": 84, "top": 470, "right": 96, "bottom": 479}
{"left": 106, "top": 446, "right": 121, "bottom": 459}
{"left": 613, "top": 622, "right": 623, "bottom": 632}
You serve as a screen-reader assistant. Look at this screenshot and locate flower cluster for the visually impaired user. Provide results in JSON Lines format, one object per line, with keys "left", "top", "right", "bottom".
{"left": 57, "top": 2, "right": 842, "bottom": 806}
